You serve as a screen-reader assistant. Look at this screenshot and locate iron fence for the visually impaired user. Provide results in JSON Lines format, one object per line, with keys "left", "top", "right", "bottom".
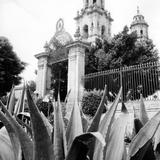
{"left": 84, "top": 62, "right": 160, "bottom": 101}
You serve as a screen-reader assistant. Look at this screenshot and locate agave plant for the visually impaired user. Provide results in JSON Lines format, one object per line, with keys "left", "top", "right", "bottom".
{"left": 0, "top": 84, "right": 160, "bottom": 160}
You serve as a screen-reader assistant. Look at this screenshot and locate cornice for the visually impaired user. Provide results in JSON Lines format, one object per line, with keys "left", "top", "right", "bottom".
{"left": 35, "top": 52, "right": 49, "bottom": 59}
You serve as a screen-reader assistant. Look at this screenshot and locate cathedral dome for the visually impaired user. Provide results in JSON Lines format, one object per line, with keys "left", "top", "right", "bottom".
{"left": 131, "top": 7, "right": 148, "bottom": 27}
{"left": 49, "top": 19, "right": 73, "bottom": 50}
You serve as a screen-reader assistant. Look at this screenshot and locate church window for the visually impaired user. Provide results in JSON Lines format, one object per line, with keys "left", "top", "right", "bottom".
{"left": 93, "top": 0, "right": 96, "bottom": 4}
{"left": 101, "top": 25, "right": 105, "bottom": 36}
{"left": 83, "top": 25, "right": 89, "bottom": 38}
{"left": 91, "top": 22, "right": 94, "bottom": 30}
{"left": 140, "top": 30, "right": 143, "bottom": 35}
{"left": 91, "top": 22, "right": 94, "bottom": 27}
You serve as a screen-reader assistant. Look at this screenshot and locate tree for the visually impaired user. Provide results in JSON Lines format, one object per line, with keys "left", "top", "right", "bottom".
{"left": 85, "top": 26, "right": 159, "bottom": 100}
{"left": 86, "top": 26, "right": 158, "bottom": 72}
{"left": 0, "top": 37, "right": 25, "bottom": 97}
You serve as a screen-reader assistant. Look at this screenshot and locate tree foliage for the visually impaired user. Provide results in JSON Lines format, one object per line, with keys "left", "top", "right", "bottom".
{"left": 85, "top": 26, "right": 159, "bottom": 100}
{"left": 0, "top": 37, "right": 25, "bottom": 97}
{"left": 82, "top": 89, "right": 107, "bottom": 117}
{"left": 85, "top": 26, "right": 159, "bottom": 73}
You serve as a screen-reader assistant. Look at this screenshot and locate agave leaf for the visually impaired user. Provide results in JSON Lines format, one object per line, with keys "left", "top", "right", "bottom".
{"left": 104, "top": 103, "right": 129, "bottom": 160}
{"left": 129, "top": 139, "right": 155, "bottom": 160}
{"left": 132, "top": 106, "right": 143, "bottom": 137}
{"left": 66, "top": 132, "right": 105, "bottom": 160}
{"left": 53, "top": 94, "right": 67, "bottom": 160}
{"left": 128, "top": 109, "right": 160, "bottom": 160}
{"left": 0, "top": 111, "right": 22, "bottom": 160}
{"left": 87, "top": 85, "right": 107, "bottom": 159}
{"left": 26, "top": 86, "right": 54, "bottom": 160}
{"left": 80, "top": 110, "right": 89, "bottom": 132}
{"left": 17, "top": 83, "right": 26, "bottom": 114}
{"left": 87, "top": 85, "right": 107, "bottom": 132}
{"left": 133, "top": 106, "right": 139, "bottom": 119}
{"left": 0, "top": 127, "right": 17, "bottom": 160}
{"left": 133, "top": 118, "right": 143, "bottom": 135}
{"left": 41, "top": 112, "right": 53, "bottom": 138}
{"left": 15, "top": 116, "right": 32, "bottom": 137}
{"left": 139, "top": 94, "right": 149, "bottom": 125}
{"left": 93, "top": 87, "right": 122, "bottom": 160}
{"left": 154, "top": 124, "right": 160, "bottom": 152}
{"left": 14, "top": 98, "right": 20, "bottom": 115}
{"left": 0, "top": 100, "right": 33, "bottom": 160}
{"left": 7, "top": 86, "right": 16, "bottom": 115}
{"left": 66, "top": 100, "right": 83, "bottom": 150}
{"left": 7, "top": 85, "right": 14, "bottom": 108}
{"left": 64, "top": 89, "right": 71, "bottom": 105}
{"left": 122, "top": 145, "right": 127, "bottom": 160}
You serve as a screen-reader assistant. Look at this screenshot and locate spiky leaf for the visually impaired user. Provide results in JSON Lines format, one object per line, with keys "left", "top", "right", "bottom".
{"left": 53, "top": 94, "right": 67, "bottom": 160}
{"left": 93, "top": 87, "right": 122, "bottom": 160}
{"left": 128, "top": 109, "right": 160, "bottom": 160}
{"left": 139, "top": 94, "right": 149, "bottom": 125}
{"left": 66, "top": 132, "right": 105, "bottom": 160}
{"left": 0, "top": 100, "right": 33, "bottom": 160}
{"left": 104, "top": 103, "right": 129, "bottom": 160}
{"left": 0, "top": 111, "right": 21, "bottom": 160}
{"left": 26, "top": 86, "right": 54, "bottom": 160}
{"left": 0, "top": 127, "right": 17, "bottom": 160}
{"left": 87, "top": 85, "right": 107, "bottom": 159}
{"left": 66, "top": 101, "right": 83, "bottom": 150}
{"left": 8, "top": 86, "right": 16, "bottom": 115}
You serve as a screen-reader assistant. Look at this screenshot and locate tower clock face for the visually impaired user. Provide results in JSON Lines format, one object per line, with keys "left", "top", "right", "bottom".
{"left": 56, "top": 19, "right": 64, "bottom": 32}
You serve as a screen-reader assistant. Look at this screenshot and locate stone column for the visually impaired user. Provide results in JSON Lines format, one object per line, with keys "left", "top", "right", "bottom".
{"left": 35, "top": 52, "right": 49, "bottom": 98}
{"left": 66, "top": 40, "right": 89, "bottom": 107}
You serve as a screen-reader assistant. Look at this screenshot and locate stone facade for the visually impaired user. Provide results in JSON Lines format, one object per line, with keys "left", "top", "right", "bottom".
{"left": 35, "top": 1, "right": 150, "bottom": 101}
{"left": 35, "top": 52, "right": 49, "bottom": 97}
{"left": 75, "top": 0, "right": 113, "bottom": 42}
{"left": 67, "top": 41, "right": 89, "bottom": 103}
{"left": 130, "top": 7, "right": 149, "bottom": 40}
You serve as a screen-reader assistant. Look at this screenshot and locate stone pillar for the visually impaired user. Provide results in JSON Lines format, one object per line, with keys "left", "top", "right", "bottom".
{"left": 35, "top": 52, "right": 49, "bottom": 98}
{"left": 66, "top": 40, "right": 89, "bottom": 106}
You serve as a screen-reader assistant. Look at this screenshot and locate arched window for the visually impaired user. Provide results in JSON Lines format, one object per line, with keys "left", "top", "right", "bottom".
{"left": 91, "top": 22, "right": 94, "bottom": 30}
{"left": 140, "top": 30, "right": 143, "bottom": 35}
{"left": 91, "top": 22, "right": 94, "bottom": 27}
{"left": 93, "top": 0, "right": 96, "bottom": 4}
{"left": 101, "top": 25, "right": 105, "bottom": 36}
{"left": 83, "top": 25, "right": 89, "bottom": 38}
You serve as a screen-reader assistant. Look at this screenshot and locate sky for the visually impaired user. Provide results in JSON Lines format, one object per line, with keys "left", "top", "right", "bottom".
{"left": 0, "top": 0, "right": 160, "bottom": 81}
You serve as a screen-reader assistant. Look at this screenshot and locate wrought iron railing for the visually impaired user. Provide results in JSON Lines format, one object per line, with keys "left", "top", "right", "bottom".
{"left": 83, "top": 62, "right": 160, "bottom": 101}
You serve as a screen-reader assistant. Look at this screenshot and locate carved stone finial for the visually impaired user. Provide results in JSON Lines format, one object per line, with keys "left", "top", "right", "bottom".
{"left": 74, "top": 27, "right": 81, "bottom": 40}
{"left": 44, "top": 41, "right": 50, "bottom": 52}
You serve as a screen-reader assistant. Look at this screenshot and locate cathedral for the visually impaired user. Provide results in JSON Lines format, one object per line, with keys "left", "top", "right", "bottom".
{"left": 35, "top": 0, "right": 149, "bottom": 98}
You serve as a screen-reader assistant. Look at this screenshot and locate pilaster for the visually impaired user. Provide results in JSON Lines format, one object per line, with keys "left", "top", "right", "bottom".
{"left": 66, "top": 40, "right": 89, "bottom": 117}
{"left": 35, "top": 52, "right": 49, "bottom": 97}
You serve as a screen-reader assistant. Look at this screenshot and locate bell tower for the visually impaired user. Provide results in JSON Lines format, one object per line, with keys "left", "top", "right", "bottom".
{"left": 83, "top": 0, "right": 105, "bottom": 9}
{"left": 75, "top": 0, "right": 113, "bottom": 42}
{"left": 130, "top": 7, "right": 149, "bottom": 40}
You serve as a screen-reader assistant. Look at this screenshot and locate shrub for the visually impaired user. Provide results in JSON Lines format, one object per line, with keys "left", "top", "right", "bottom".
{"left": 81, "top": 89, "right": 107, "bottom": 117}
{"left": 36, "top": 98, "right": 53, "bottom": 117}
